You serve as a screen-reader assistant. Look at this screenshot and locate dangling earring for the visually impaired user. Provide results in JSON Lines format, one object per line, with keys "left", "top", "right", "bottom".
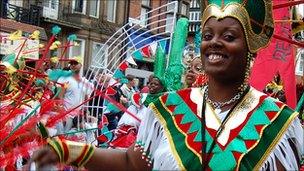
{"left": 238, "top": 52, "right": 253, "bottom": 92}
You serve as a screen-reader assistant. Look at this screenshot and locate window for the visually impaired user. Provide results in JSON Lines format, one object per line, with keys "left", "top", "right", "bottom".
{"left": 166, "top": 14, "right": 174, "bottom": 32}
{"left": 181, "top": 3, "right": 188, "bottom": 16}
{"left": 189, "top": 11, "right": 201, "bottom": 22}
{"left": 89, "top": 0, "right": 99, "bottom": 18}
{"left": 140, "top": 0, "right": 151, "bottom": 27}
{"left": 107, "top": 0, "right": 117, "bottom": 22}
{"left": 92, "top": 42, "right": 108, "bottom": 68}
{"left": 72, "top": 0, "right": 86, "bottom": 14}
{"left": 8, "top": 0, "right": 23, "bottom": 7}
{"left": 69, "top": 39, "right": 85, "bottom": 75}
{"left": 140, "top": 8, "right": 149, "bottom": 27}
{"left": 141, "top": 0, "right": 150, "bottom": 6}
{"left": 42, "top": 0, "right": 59, "bottom": 19}
{"left": 190, "top": 0, "right": 199, "bottom": 8}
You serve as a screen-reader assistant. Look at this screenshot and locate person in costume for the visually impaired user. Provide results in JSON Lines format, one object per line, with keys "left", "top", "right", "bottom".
{"left": 32, "top": 1, "right": 303, "bottom": 170}
{"left": 184, "top": 56, "right": 208, "bottom": 88}
{"left": 107, "top": 41, "right": 168, "bottom": 149}
{"left": 109, "top": 75, "right": 166, "bottom": 149}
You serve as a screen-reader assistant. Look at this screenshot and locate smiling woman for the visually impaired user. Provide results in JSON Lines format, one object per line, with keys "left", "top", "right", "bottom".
{"left": 31, "top": 0, "right": 303, "bottom": 170}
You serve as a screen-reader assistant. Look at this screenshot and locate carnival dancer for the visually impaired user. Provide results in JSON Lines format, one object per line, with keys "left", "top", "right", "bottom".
{"left": 109, "top": 75, "right": 166, "bottom": 149}
{"left": 184, "top": 56, "right": 208, "bottom": 88}
{"left": 106, "top": 41, "right": 169, "bottom": 149}
{"left": 32, "top": 1, "right": 303, "bottom": 170}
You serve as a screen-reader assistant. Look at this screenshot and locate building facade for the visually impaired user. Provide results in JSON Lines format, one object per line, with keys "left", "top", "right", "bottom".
{"left": 1, "top": 0, "right": 129, "bottom": 72}
{"left": 40, "top": 0, "right": 129, "bottom": 71}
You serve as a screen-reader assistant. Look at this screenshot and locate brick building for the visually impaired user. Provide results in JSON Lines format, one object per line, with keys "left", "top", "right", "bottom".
{"left": 1, "top": 0, "right": 129, "bottom": 71}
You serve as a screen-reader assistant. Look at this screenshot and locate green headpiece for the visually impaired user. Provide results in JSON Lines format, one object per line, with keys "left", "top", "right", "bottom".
{"left": 153, "top": 43, "right": 166, "bottom": 83}
{"left": 152, "top": 18, "right": 189, "bottom": 91}
{"left": 201, "top": 0, "right": 274, "bottom": 53}
{"left": 164, "top": 18, "right": 189, "bottom": 91}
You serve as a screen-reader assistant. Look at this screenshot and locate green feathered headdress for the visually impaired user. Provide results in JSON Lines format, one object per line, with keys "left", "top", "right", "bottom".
{"left": 164, "top": 18, "right": 189, "bottom": 91}
{"left": 152, "top": 18, "right": 189, "bottom": 91}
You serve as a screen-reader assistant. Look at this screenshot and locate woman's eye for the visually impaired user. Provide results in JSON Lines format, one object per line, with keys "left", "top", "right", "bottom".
{"left": 224, "top": 35, "right": 235, "bottom": 42}
{"left": 202, "top": 34, "right": 213, "bottom": 41}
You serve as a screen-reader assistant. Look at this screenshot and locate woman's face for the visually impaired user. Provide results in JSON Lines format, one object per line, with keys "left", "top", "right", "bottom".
{"left": 201, "top": 17, "right": 248, "bottom": 82}
{"left": 185, "top": 57, "right": 202, "bottom": 87}
{"left": 148, "top": 77, "right": 164, "bottom": 94}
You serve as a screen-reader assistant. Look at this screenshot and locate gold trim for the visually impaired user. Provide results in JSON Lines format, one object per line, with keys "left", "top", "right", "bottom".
{"left": 235, "top": 103, "right": 286, "bottom": 170}
{"left": 253, "top": 111, "right": 299, "bottom": 170}
{"left": 201, "top": 1, "right": 274, "bottom": 53}
{"left": 150, "top": 103, "right": 186, "bottom": 171}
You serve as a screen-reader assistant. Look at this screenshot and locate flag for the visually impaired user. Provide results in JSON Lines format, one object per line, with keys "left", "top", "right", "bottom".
{"left": 132, "top": 50, "right": 143, "bottom": 61}
{"left": 150, "top": 41, "right": 158, "bottom": 56}
{"left": 113, "top": 70, "right": 125, "bottom": 79}
{"left": 250, "top": 0, "right": 297, "bottom": 108}
{"left": 126, "top": 55, "right": 137, "bottom": 65}
{"left": 118, "top": 61, "right": 128, "bottom": 71}
{"left": 141, "top": 45, "right": 151, "bottom": 58}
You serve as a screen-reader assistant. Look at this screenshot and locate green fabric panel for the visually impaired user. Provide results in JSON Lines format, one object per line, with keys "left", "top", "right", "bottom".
{"left": 165, "top": 92, "right": 202, "bottom": 141}
{"left": 245, "top": 0, "right": 265, "bottom": 34}
{"left": 210, "top": 151, "right": 236, "bottom": 170}
{"left": 226, "top": 138, "right": 247, "bottom": 153}
{"left": 239, "top": 124, "right": 260, "bottom": 140}
{"left": 240, "top": 106, "right": 295, "bottom": 169}
{"left": 173, "top": 102, "right": 188, "bottom": 114}
{"left": 165, "top": 93, "right": 182, "bottom": 106}
{"left": 180, "top": 111, "right": 197, "bottom": 125}
{"left": 260, "top": 98, "right": 280, "bottom": 112}
{"left": 153, "top": 99, "right": 202, "bottom": 170}
{"left": 193, "top": 127, "right": 202, "bottom": 142}
{"left": 187, "top": 119, "right": 201, "bottom": 133}
{"left": 247, "top": 109, "right": 270, "bottom": 125}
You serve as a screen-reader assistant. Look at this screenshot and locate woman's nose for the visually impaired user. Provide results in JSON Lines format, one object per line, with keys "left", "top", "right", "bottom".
{"left": 209, "top": 36, "right": 223, "bottom": 49}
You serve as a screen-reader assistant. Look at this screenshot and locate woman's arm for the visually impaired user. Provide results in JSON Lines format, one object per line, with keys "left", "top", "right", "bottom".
{"left": 85, "top": 143, "right": 150, "bottom": 171}
{"left": 32, "top": 143, "right": 150, "bottom": 171}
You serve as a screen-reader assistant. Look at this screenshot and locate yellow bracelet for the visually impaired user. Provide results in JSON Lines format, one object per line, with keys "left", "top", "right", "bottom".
{"left": 47, "top": 137, "right": 95, "bottom": 167}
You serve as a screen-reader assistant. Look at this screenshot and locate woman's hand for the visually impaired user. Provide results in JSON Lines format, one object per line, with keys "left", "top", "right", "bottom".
{"left": 30, "top": 146, "right": 59, "bottom": 169}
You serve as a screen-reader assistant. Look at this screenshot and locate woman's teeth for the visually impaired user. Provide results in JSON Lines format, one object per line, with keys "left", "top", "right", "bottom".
{"left": 208, "top": 54, "right": 223, "bottom": 60}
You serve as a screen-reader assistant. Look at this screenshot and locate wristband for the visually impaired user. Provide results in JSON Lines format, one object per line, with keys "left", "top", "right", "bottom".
{"left": 47, "top": 137, "right": 95, "bottom": 167}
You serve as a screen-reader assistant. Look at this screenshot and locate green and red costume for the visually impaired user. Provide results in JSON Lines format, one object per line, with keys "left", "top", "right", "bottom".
{"left": 135, "top": 87, "right": 302, "bottom": 170}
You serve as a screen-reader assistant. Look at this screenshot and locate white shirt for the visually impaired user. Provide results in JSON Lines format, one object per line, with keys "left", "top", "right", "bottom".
{"left": 57, "top": 76, "right": 94, "bottom": 116}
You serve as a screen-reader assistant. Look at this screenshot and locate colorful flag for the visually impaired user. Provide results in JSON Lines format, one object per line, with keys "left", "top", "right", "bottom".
{"left": 250, "top": 0, "right": 296, "bottom": 108}
{"left": 118, "top": 61, "right": 128, "bottom": 71}
{"left": 132, "top": 50, "right": 143, "bottom": 61}
{"left": 141, "top": 45, "right": 151, "bottom": 58}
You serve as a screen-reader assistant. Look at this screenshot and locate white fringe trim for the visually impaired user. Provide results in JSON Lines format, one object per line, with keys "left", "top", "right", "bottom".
{"left": 135, "top": 108, "right": 179, "bottom": 170}
{"left": 260, "top": 118, "right": 303, "bottom": 170}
